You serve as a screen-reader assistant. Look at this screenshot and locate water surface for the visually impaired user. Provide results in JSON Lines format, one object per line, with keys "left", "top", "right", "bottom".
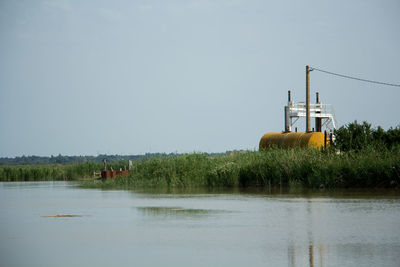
{"left": 0, "top": 182, "right": 399, "bottom": 267}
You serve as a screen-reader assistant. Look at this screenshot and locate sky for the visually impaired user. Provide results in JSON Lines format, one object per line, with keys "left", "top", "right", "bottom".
{"left": 0, "top": 0, "right": 399, "bottom": 157}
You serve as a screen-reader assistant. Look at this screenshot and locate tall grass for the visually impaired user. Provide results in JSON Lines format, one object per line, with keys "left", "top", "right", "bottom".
{"left": 2, "top": 120, "right": 399, "bottom": 188}
{"left": 2, "top": 149, "right": 399, "bottom": 188}
{"left": 0, "top": 161, "right": 127, "bottom": 181}
{"left": 82, "top": 149, "right": 400, "bottom": 189}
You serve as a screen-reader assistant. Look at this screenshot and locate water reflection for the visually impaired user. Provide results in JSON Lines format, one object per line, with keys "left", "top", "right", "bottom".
{"left": 136, "top": 206, "right": 227, "bottom": 218}
{"left": 287, "top": 243, "right": 327, "bottom": 267}
{"left": 309, "top": 244, "right": 314, "bottom": 267}
{"left": 1, "top": 182, "right": 399, "bottom": 267}
{"left": 286, "top": 198, "right": 326, "bottom": 267}
{"left": 129, "top": 186, "right": 400, "bottom": 200}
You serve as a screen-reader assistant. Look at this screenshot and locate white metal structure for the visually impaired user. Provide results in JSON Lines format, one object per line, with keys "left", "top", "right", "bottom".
{"left": 284, "top": 95, "right": 337, "bottom": 133}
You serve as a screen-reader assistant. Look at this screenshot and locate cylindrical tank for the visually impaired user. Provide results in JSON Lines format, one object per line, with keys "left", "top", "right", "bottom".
{"left": 259, "top": 132, "right": 328, "bottom": 150}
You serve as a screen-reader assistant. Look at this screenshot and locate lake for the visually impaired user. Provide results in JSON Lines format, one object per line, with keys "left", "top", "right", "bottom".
{"left": 0, "top": 182, "right": 399, "bottom": 267}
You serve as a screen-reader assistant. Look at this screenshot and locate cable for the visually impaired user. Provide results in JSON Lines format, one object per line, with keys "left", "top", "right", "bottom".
{"left": 310, "top": 66, "right": 400, "bottom": 87}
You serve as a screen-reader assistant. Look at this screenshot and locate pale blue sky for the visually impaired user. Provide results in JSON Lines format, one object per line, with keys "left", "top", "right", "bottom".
{"left": 1, "top": 0, "right": 399, "bottom": 157}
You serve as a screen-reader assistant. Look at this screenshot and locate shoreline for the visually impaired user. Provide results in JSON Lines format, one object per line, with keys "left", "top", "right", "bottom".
{"left": 2, "top": 149, "right": 399, "bottom": 189}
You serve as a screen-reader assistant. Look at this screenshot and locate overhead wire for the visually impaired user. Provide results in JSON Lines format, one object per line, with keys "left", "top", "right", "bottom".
{"left": 310, "top": 66, "right": 400, "bottom": 87}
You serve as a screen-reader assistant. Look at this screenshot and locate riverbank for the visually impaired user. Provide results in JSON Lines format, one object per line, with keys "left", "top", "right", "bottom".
{"left": 1, "top": 149, "right": 399, "bottom": 189}
{"left": 0, "top": 161, "right": 123, "bottom": 181}
{"left": 83, "top": 149, "right": 400, "bottom": 189}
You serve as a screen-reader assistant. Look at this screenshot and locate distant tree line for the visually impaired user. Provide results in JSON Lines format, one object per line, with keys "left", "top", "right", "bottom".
{"left": 0, "top": 152, "right": 227, "bottom": 166}
{"left": 333, "top": 121, "right": 400, "bottom": 152}
{"left": 2, "top": 121, "right": 399, "bottom": 166}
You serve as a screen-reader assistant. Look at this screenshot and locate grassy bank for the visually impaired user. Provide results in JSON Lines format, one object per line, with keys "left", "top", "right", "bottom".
{"left": 82, "top": 149, "right": 400, "bottom": 189}
{"left": 1, "top": 149, "right": 399, "bottom": 189}
{"left": 0, "top": 161, "right": 126, "bottom": 181}
{"left": 2, "top": 121, "right": 398, "bottom": 188}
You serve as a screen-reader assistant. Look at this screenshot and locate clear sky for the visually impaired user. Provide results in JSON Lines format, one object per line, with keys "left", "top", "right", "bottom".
{"left": 1, "top": 0, "right": 399, "bottom": 157}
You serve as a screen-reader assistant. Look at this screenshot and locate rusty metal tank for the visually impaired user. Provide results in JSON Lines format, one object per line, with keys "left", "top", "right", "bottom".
{"left": 259, "top": 132, "right": 328, "bottom": 150}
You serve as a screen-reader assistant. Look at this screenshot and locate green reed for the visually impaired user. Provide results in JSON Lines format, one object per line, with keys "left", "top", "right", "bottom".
{"left": 1, "top": 149, "right": 399, "bottom": 188}
{"left": 0, "top": 161, "right": 127, "bottom": 181}
{"left": 81, "top": 149, "right": 400, "bottom": 189}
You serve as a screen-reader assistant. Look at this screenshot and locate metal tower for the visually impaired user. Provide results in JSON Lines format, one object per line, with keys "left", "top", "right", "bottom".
{"left": 284, "top": 90, "right": 337, "bottom": 133}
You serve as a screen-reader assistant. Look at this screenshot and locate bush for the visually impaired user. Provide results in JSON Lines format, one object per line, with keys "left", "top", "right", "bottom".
{"left": 333, "top": 121, "right": 400, "bottom": 152}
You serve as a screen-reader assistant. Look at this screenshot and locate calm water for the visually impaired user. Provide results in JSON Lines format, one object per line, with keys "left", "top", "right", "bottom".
{"left": 0, "top": 182, "right": 399, "bottom": 267}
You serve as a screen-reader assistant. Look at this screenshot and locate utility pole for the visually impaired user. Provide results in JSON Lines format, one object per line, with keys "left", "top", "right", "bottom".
{"left": 306, "top": 65, "right": 311, "bottom": 132}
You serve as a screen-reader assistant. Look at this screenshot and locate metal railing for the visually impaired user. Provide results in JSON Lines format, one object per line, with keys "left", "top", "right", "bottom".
{"left": 285, "top": 102, "right": 337, "bottom": 132}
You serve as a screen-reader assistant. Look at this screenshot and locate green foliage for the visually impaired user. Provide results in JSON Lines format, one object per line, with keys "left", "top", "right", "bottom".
{"left": 2, "top": 121, "right": 400, "bottom": 188}
{"left": 82, "top": 149, "right": 400, "bottom": 189}
{"left": 3, "top": 148, "right": 399, "bottom": 189}
{"left": 207, "top": 161, "right": 239, "bottom": 187}
{"left": 333, "top": 121, "right": 400, "bottom": 152}
{"left": 0, "top": 162, "right": 106, "bottom": 181}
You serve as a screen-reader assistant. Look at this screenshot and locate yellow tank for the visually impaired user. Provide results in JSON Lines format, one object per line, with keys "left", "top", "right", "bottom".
{"left": 259, "top": 132, "right": 328, "bottom": 150}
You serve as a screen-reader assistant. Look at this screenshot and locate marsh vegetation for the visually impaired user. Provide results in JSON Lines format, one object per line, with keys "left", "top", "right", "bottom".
{"left": 81, "top": 148, "right": 399, "bottom": 189}
{"left": 1, "top": 121, "right": 399, "bottom": 188}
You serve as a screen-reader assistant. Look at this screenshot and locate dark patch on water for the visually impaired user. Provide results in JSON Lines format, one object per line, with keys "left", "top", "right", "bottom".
{"left": 41, "top": 214, "right": 87, "bottom": 218}
{"left": 136, "top": 206, "right": 227, "bottom": 218}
